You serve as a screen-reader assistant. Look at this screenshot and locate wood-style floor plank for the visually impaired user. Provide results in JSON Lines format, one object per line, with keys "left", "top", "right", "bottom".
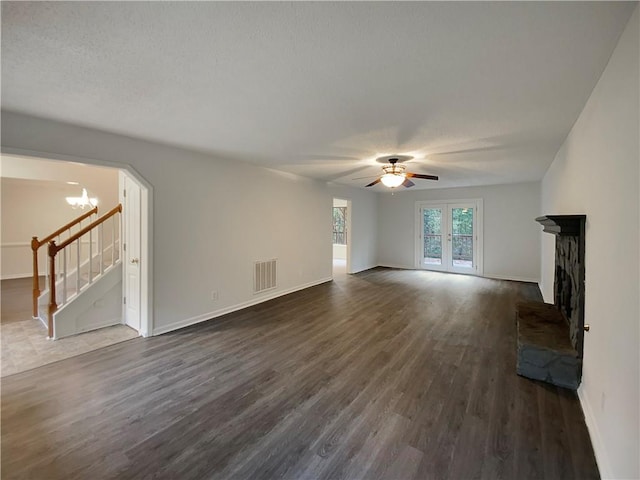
{"left": 1, "top": 268, "right": 599, "bottom": 479}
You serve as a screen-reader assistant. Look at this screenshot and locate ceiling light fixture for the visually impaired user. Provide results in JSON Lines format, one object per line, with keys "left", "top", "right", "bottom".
{"left": 66, "top": 188, "right": 98, "bottom": 209}
{"left": 380, "top": 163, "right": 406, "bottom": 188}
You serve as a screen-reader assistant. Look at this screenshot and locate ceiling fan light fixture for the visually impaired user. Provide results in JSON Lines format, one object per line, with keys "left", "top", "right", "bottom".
{"left": 380, "top": 173, "right": 406, "bottom": 188}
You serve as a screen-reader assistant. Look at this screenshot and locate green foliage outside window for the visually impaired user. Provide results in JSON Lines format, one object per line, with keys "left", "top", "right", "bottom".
{"left": 423, "top": 209, "right": 442, "bottom": 258}
{"left": 333, "top": 207, "right": 347, "bottom": 245}
{"left": 423, "top": 208, "right": 474, "bottom": 260}
{"left": 451, "top": 208, "right": 474, "bottom": 260}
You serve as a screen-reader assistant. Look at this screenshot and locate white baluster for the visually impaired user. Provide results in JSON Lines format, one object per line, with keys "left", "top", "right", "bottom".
{"left": 111, "top": 217, "right": 115, "bottom": 267}
{"left": 62, "top": 248, "right": 67, "bottom": 304}
{"left": 99, "top": 223, "right": 104, "bottom": 275}
{"left": 76, "top": 238, "right": 81, "bottom": 294}
{"left": 89, "top": 229, "right": 93, "bottom": 284}
{"left": 45, "top": 248, "right": 50, "bottom": 293}
{"left": 56, "top": 236, "right": 61, "bottom": 281}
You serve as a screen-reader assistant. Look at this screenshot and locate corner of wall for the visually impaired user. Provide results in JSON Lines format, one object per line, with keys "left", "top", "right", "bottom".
{"left": 578, "top": 388, "right": 613, "bottom": 479}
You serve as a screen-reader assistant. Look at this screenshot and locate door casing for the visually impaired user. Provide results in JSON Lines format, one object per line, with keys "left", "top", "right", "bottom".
{"left": 118, "top": 169, "right": 150, "bottom": 336}
{"left": 120, "top": 171, "right": 142, "bottom": 331}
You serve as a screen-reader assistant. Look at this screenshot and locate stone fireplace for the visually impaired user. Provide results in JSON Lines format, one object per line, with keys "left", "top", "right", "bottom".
{"left": 515, "top": 215, "right": 586, "bottom": 389}
{"left": 538, "top": 215, "right": 586, "bottom": 356}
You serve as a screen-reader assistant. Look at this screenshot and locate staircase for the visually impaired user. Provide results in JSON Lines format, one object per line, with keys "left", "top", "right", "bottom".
{"left": 31, "top": 205, "right": 123, "bottom": 339}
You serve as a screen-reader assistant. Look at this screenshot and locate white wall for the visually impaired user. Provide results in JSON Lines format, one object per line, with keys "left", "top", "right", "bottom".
{"left": 332, "top": 244, "right": 346, "bottom": 260}
{"left": 540, "top": 7, "right": 639, "bottom": 479}
{"left": 1, "top": 162, "right": 119, "bottom": 278}
{"left": 329, "top": 185, "right": 378, "bottom": 273}
{"left": 1, "top": 112, "right": 337, "bottom": 334}
{"left": 377, "top": 182, "right": 541, "bottom": 282}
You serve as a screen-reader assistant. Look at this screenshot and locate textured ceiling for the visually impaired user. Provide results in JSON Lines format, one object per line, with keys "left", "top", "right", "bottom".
{"left": 1, "top": 2, "right": 635, "bottom": 190}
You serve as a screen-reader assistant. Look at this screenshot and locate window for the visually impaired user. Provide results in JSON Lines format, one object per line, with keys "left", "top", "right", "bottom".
{"left": 333, "top": 207, "right": 347, "bottom": 245}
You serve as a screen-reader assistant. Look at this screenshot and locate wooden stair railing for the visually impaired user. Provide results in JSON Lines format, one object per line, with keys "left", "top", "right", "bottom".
{"left": 31, "top": 206, "right": 98, "bottom": 318}
{"left": 47, "top": 204, "right": 122, "bottom": 338}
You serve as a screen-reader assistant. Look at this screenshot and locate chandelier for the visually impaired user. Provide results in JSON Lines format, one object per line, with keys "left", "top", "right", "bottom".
{"left": 66, "top": 188, "right": 98, "bottom": 209}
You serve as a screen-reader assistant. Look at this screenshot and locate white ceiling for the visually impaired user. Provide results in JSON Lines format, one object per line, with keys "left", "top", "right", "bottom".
{"left": 1, "top": 2, "right": 635, "bottom": 190}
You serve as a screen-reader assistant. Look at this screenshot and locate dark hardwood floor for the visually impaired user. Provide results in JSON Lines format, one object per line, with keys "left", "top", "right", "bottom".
{"left": 1, "top": 268, "right": 599, "bottom": 479}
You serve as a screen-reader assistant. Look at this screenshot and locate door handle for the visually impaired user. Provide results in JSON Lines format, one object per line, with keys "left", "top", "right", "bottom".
{"left": 130, "top": 258, "right": 139, "bottom": 264}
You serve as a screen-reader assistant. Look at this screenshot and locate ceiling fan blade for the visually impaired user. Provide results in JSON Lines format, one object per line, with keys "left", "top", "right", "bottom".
{"left": 402, "top": 178, "right": 415, "bottom": 188}
{"left": 352, "top": 174, "right": 379, "bottom": 180}
{"left": 365, "top": 178, "right": 381, "bottom": 187}
{"left": 300, "top": 154, "right": 361, "bottom": 162}
{"left": 406, "top": 173, "right": 439, "bottom": 181}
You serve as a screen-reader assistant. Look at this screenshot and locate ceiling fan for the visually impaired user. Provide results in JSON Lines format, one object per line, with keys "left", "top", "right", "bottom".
{"left": 365, "top": 157, "right": 438, "bottom": 188}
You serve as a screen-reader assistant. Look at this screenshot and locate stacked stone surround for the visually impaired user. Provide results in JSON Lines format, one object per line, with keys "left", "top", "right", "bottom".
{"left": 555, "top": 235, "right": 584, "bottom": 356}
{"left": 516, "top": 215, "right": 586, "bottom": 390}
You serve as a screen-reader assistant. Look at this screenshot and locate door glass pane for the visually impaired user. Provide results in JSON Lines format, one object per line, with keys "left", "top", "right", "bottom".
{"left": 451, "top": 207, "right": 473, "bottom": 268}
{"left": 423, "top": 208, "right": 442, "bottom": 265}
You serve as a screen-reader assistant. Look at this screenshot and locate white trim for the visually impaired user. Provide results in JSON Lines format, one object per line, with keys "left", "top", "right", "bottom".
{"left": 1, "top": 272, "right": 32, "bottom": 280}
{"left": 376, "top": 263, "right": 415, "bottom": 270}
{"left": 373, "top": 265, "right": 535, "bottom": 283}
{"left": 579, "top": 388, "right": 610, "bottom": 479}
{"left": 348, "top": 265, "right": 378, "bottom": 274}
{"left": 152, "top": 277, "right": 333, "bottom": 336}
{"left": 483, "top": 273, "right": 540, "bottom": 283}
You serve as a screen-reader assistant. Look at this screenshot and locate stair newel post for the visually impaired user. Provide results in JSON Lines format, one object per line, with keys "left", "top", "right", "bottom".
{"left": 31, "top": 236, "right": 40, "bottom": 318}
{"left": 47, "top": 240, "right": 58, "bottom": 339}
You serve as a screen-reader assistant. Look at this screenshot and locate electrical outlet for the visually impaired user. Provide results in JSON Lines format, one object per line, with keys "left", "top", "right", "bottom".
{"left": 601, "top": 392, "right": 606, "bottom": 411}
{"left": 211, "top": 290, "right": 218, "bottom": 301}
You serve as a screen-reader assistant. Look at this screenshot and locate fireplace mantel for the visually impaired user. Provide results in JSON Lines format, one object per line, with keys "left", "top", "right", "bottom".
{"left": 536, "top": 215, "right": 586, "bottom": 236}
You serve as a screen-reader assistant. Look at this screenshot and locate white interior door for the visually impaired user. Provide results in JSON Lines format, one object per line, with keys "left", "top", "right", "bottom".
{"left": 418, "top": 200, "right": 481, "bottom": 275}
{"left": 122, "top": 173, "right": 141, "bottom": 331}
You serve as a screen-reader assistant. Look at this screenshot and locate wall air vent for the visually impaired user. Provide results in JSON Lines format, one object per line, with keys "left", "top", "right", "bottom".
{"left": 254, "top": 259, "right": 277, "bottom": 294}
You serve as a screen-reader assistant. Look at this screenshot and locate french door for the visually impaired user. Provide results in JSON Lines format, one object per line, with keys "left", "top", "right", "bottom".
{"left": 417, "top": 200, "right": 482, "bottom": 275}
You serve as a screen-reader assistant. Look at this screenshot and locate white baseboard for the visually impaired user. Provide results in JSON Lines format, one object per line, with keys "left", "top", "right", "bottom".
{"left": 371, "top": 265, "right": 539, "bottom": 285}
{"left": 483, "top": 273, "right": 540, "bottom": 283}
{"left": 348, "top": 264, "right": 379, "bottom": 274}
{"left": 578, "top": 388, "right": 610, "bottom": 479}
{"left": 152, "top": 277, "right": 333, "bottom": 336}
{"left": 1, "top": 272, "right": 32, "bottom": 280}
{"left": 376, "top": 263, "right": 415, "bottom": 270}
